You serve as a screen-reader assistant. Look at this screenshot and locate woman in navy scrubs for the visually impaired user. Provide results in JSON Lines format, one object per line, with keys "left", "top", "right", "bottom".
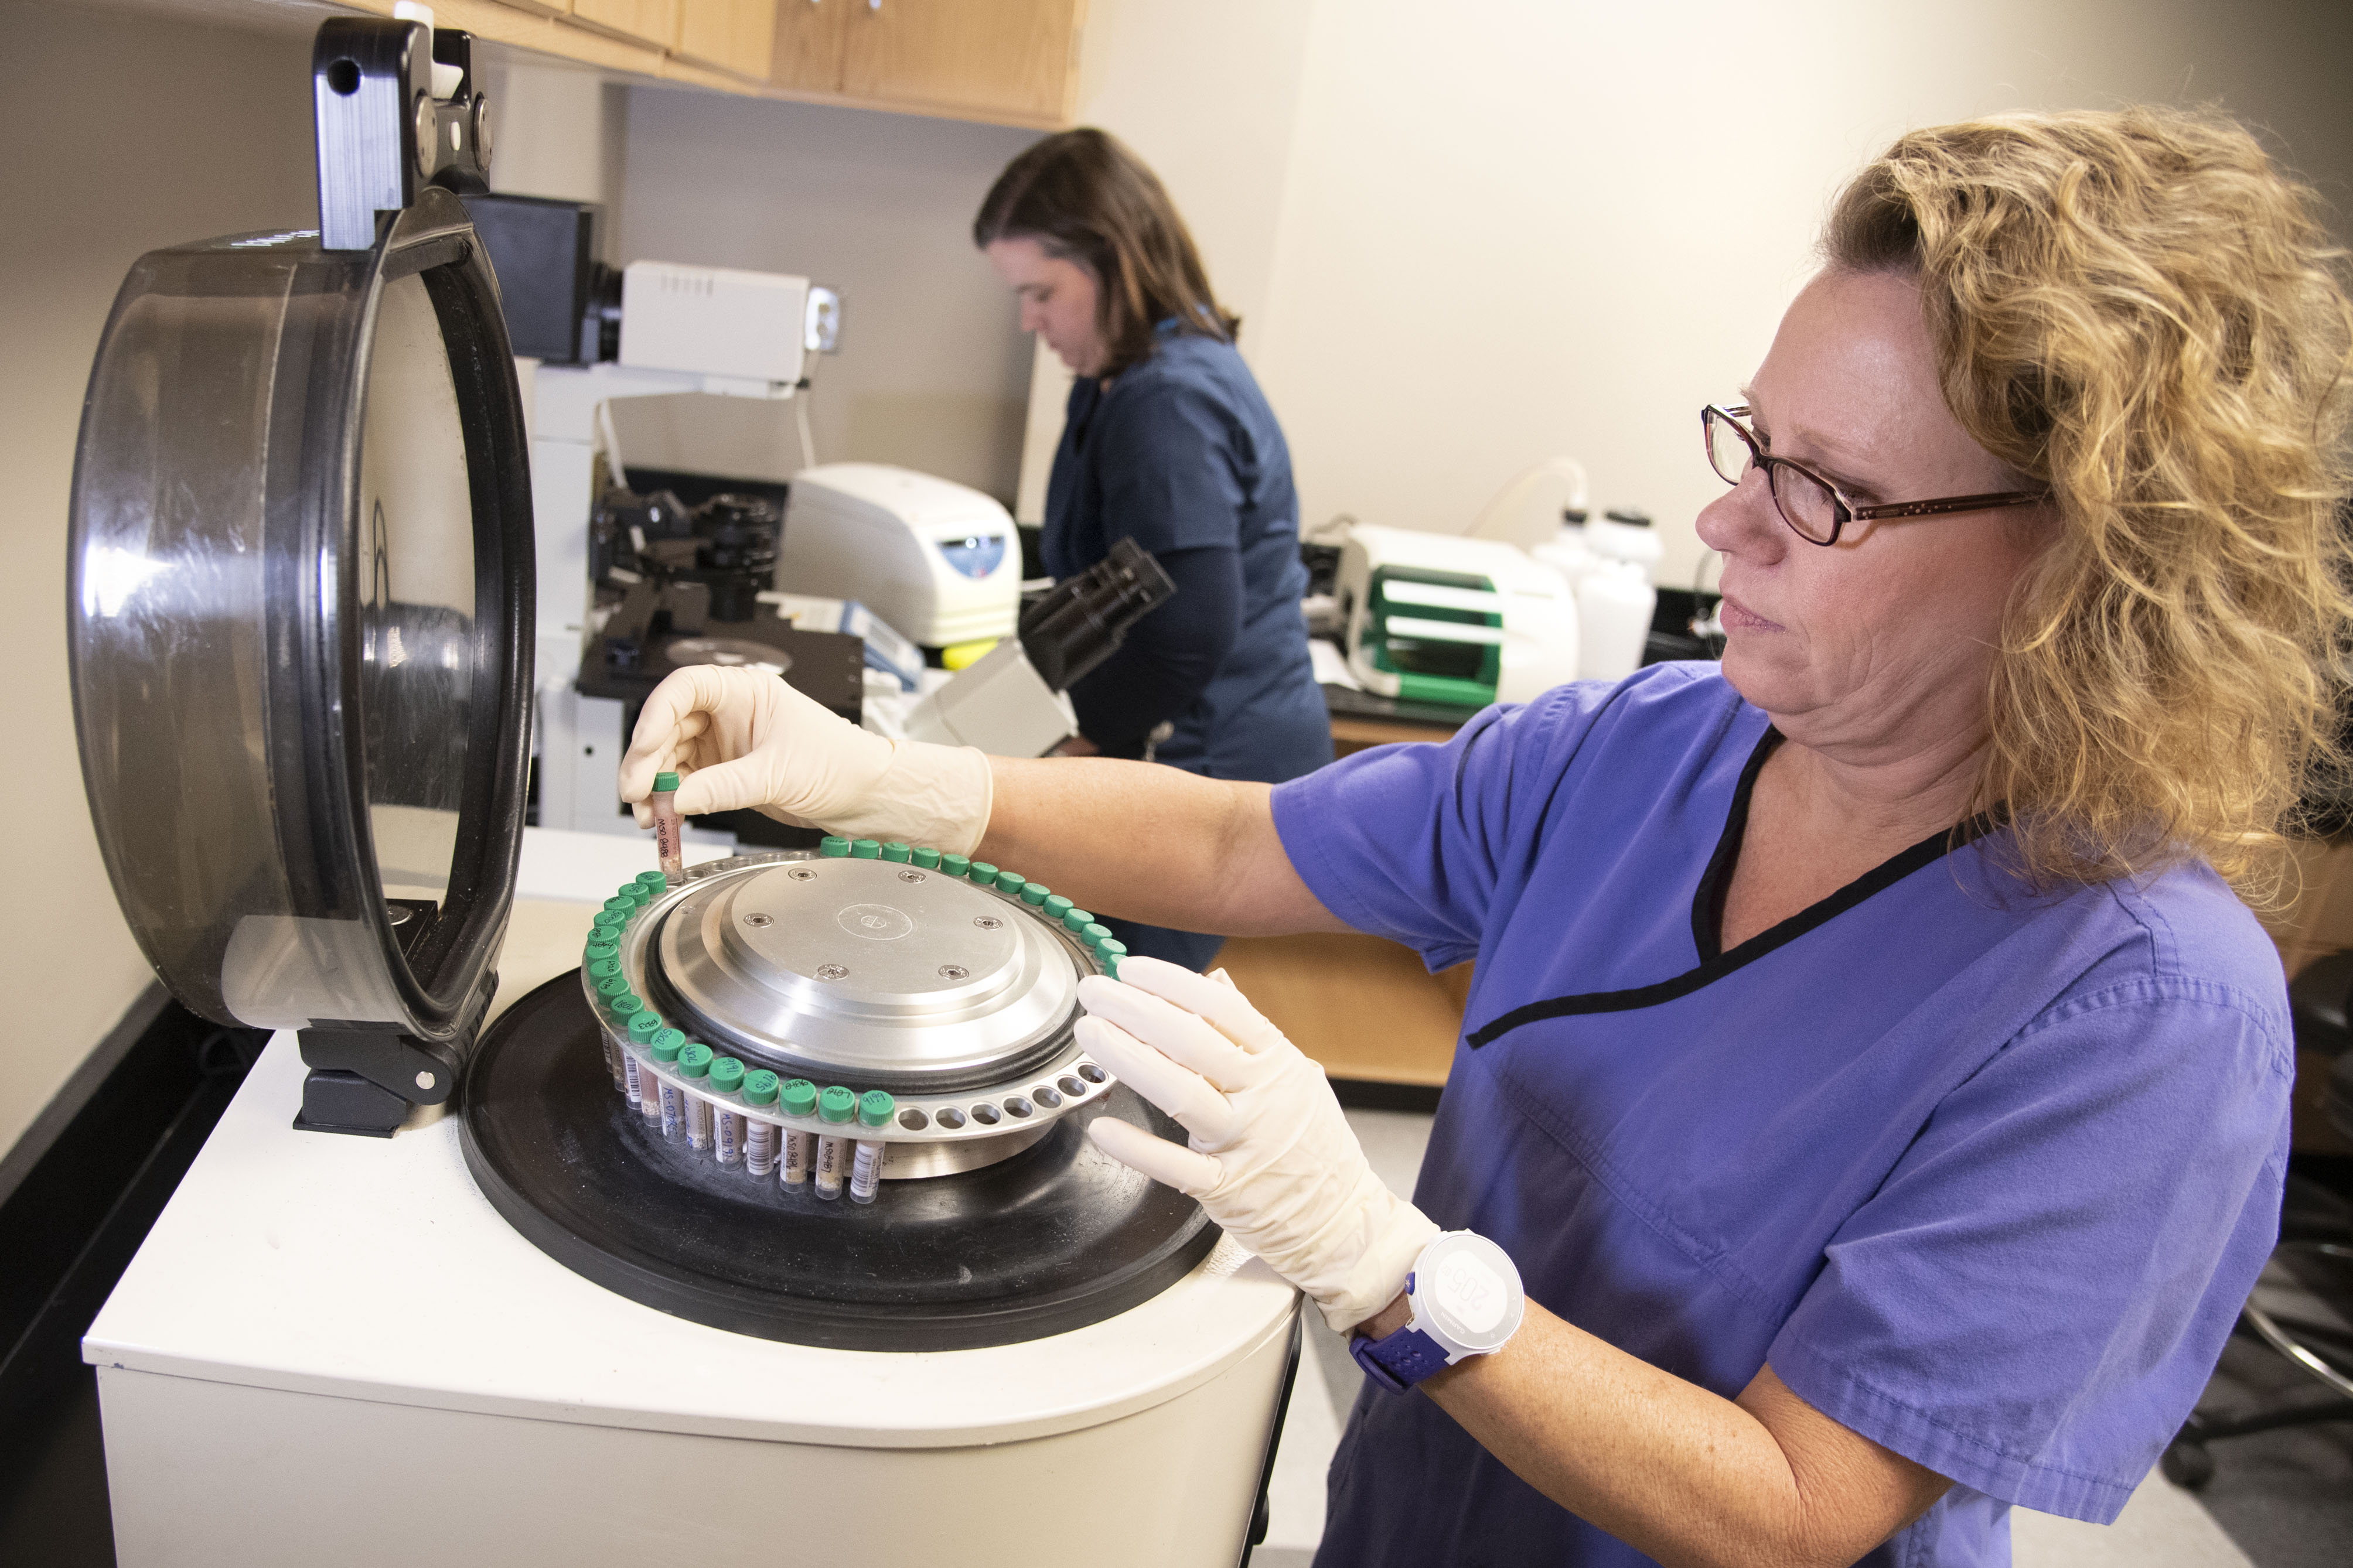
{"left": 973, "top": 129, "right": 1331, "bottom": 971}
{"left": 625, "top": 108, "right": 2349, "bottom": 1565}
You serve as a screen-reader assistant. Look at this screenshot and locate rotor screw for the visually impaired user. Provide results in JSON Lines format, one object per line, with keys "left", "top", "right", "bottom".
{"left": 744, "top": 913, "right": 774, "bottom": 928}
{"left": 899, "top": 870, "right": 925, "bottom": 883}
{"left": 974, "top": 916, "right": 1002, "bottom": 930}
{"left": 787, "top": 867, "right": 816, "bottom": 882}
{"left": 938, "top": 964, "right": 969, "bottom": 981}
{"left": 816, "top": 964, "right": 848, "bottom": 981}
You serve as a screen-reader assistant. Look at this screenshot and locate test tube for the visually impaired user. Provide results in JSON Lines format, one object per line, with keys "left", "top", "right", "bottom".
{"left": 850, "top": 1091, "right": 895, "bottom": 1204}
{"left": 969, "top": 861, "right": 999, "bottom": 885}
{"left": 1063, "top": 907, "right": 1096, "bottom": 934}
{"left": 881, "top": 841, "right": 912, "bottom": 863}
{"left": 742, "top": 1071, "right": 781, "bottom": 1176}
{"left": 911, "top": 846, "right": 941, "bottom": 869}
{"left": 851, "top": 838, "right": 881, "bottom": 859}
{"left": 678, "top": 1043, "right": 715, "bottom": 1152}
{"left": 820, "top": 835, "right": 851, "bottom": 858}
{"left": 780, "top": 1079, "right": 818, "bottom": 1185}
{"left": 650, "top": 1028, "right": 685, "bottom": 1133}
{"left": 942, "top": 853, "right": 971, "bottom": 879}
{"left": 710, "top": 1057, "right": 746, "bottom": 1164}
{"left": 814, "top": 1085, "right": 856, "bottom": 1199}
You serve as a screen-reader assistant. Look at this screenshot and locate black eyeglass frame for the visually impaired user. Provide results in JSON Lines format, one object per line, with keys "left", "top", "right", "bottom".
{"left": 1702, "top": 404, "right": 2051, "bottom": 546}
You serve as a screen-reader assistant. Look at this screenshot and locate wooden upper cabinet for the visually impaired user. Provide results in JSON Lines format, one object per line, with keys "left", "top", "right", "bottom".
{"left": 771, "top": 0, "right": 1083, "bottom": 127}
{"left": 570, "top": 0, "right": 680, "bottom": 47}
{"left": 673, "top": 0, "right": 777, "bottom": 79}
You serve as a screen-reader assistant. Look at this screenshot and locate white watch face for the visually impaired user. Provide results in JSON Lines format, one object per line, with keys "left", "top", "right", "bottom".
{"left": 1413, "top": 1232, "right": 1525, "bottom": 1354}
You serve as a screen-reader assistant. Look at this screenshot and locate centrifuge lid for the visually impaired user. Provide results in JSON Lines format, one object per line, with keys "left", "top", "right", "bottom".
{"left": 67, "top": 183, "right": 533, "bottom": 1045}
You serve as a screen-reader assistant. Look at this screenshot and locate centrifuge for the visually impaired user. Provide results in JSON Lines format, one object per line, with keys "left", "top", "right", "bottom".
{"left": 64, "top": 16, "right": 1298, "bottom": 1566}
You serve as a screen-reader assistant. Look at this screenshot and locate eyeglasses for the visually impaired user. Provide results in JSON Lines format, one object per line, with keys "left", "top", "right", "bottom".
{"left": 1702, "top": 404, "right": 2050, "bottom": 546}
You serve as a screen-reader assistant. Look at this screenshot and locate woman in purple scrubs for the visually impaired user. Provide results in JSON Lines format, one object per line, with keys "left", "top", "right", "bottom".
{"left": 624, "top": 108, "right": 2351, "bottom": 1564}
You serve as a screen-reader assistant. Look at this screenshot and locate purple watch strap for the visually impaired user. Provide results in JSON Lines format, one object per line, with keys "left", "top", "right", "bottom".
{"left": 1350, "top": 1323, "right": 1451, "bottom": 1393}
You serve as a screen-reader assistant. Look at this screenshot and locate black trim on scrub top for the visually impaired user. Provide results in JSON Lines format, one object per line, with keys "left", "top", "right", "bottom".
{"left": 1465, "top": 728, "right": 1993, "bottom": 1050}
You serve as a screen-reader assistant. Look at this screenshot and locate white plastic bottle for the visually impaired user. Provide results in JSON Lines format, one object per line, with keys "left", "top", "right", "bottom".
{"left": 1577, "top": 559, "right": 1656, "bottom": 684}
{"left": 1530, "top": 507, "right": 1594, "bottom": 589}
{"left": 1586, "top": 508, "right": 1664, "bottom": 584}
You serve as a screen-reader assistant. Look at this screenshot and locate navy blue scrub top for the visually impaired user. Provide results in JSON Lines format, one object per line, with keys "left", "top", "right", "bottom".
{"left": 1043, "top": 325, "right": 1331, "bottom": 783}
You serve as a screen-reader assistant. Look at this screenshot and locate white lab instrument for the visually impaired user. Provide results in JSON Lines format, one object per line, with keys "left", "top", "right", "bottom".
{"left": 779, "top": 464, "right": 1022, "bottom": 648}
{"left": 1336, "top": 524, "right": 1580, "bottom": 708}
{"left": 901, "top": 637, "right": 1080, "bottom": 756}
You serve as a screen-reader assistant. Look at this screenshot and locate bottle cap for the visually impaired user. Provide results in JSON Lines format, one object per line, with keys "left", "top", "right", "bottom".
{"left": 678, "top": 1043, "right": 713, "bottom": 1079}
{"left": 586, "top": 956, "right": 622, "bottom": 981}
{"left": 994, "top": 870, "right": 1025, "bottom": 894}
{"left": 1080, "top": 923, "right": 1113, "bottom": 947}
{"left": 911, "top": 846, "right": 940, "bottom": 869}
{"left": 651, "top": 1028, "right": 686, "bottom": 1063}
{"left": 782, "top": 1078, "right": 818, "bottom": 1116}
{"left": 628, "top": 1011, "right": 663, "bottom": 1043}
{"left": 710, "top": 1057, "right": 745, "bottom": 1094}
{"left": 881, "top": 842, "right": 912, "bottom": 863}
{"left": 1020, "top": 883, "right": 1050, "bottom": 906}
{"left": 858, "top": 1090, "right": 895, "bottom": 1129}
{"left": 653, "top": 771, "right": 680, "bottom": 792}
{"left": 1063, "top": 908, "right": 1095, "bottom": 932}
{"left": 1043, "top": 894, "right": 1073, "bottom": 920}
{"left": 969, "top": 862, "right": 999, "bottom": 884}
{"left": 851, "top": 838, "right": 881, "bottom": 859}
{"left": 820, "top": 836, "right": 851, "bottom": 858}
{"left": 742, "top": 1070, "right": 780, "bottom": 1105}
{"left": 818, "top": 1085, "right": 857, "bottom": 1123}
{"left": 942, "top": 853, "right": 971, "bottom": 879}
{"left": 1603, "top": 507, "right": 1653, "bottom": 527}
{"left": 635, "top": 871, "right": 667, "bottom": 891}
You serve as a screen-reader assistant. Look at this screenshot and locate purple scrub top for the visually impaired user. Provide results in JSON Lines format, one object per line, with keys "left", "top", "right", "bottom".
{"left": 1271, "top": 664, "right": 2290, "bottom": 1568}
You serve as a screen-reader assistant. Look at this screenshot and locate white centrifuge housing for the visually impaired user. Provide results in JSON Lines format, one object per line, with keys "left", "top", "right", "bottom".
{"left": 64, "top": 18, "right": 1299, "bottom": 1566}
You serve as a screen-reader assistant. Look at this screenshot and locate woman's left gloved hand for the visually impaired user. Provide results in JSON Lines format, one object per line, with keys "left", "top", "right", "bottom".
{"left": 1079, "top": 957, "right": 1440, "bottom": 1333}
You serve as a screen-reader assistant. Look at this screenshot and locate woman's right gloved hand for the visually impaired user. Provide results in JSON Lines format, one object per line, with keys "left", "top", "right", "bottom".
{"left": 616, "top": 666, "right": 994, "bottom": 856}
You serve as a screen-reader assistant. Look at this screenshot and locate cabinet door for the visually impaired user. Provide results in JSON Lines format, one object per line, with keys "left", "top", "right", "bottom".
{"left": 840, "top": 0, "right": 1082, "bottom": 124}
{"left": 769, "top": 0, "right": 852, "bottom": 94}
{"left": 570, "top": 0, "right": 681, "bottom": 47}
{"left": 674, "top": 0, "right": 777, "bottom": 78}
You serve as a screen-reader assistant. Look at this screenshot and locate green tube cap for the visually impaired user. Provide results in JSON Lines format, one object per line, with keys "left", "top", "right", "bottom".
{"left": 818, "top": 1085, "right": 857, "bottom": 1123}
{"left": 594, "top": 973, "right": 629, "bottom": 1001}
{"left": 628, "top": 1012, "right": 664, "bottom": 1043}
{"left": 851, "top": 838, "right": 881, "bottom": 859}
{"left": 591, "top": 908, "right": 626, "bottom": 930}
{"left": 710, "top": 1057, "right": 745, "bottom": 1094}
{"left": 635, "top": 871, "right": 667, "bottom": 891}
{"left": 584, "top": 938, "right": 619, "bottom": 964}
{"left": 651, "top": 1028, "right": 686, "bottom": 1063}
{"left": 1063, "top": 908, "right": 1096, "bottom": 932}
{"left": 969, "top": 862, "right": 998, "bottom": 884}
{"left": 1043, "top": 894, "right": 1073, "bottom": 921}
{"left": 678, "top": 1043, "right": 713, "bottom": 1079}
{"left": 858, "top": 1090, "right": 895, "bottom": 1129}
{"left": 782, "top": 1078, "right": 818, "bottom": 1116}
{"left": 1095, "top": 938, "right": 1128, "bottom": 961}
{"left": 821, "top": 836, "right": 851, "bottom": 858}
{"left": 1081, "top": 923, "right": 1113, "bottom": 948}
{"left": 994, "top": 870, "right": 1025, "bottom": 894}
{"left": 911, "top": 846, "right": 940, "bottom": 869}
{"left": 1103, "top": 952, "right": 1122, "bottom": 979}
{"left": 743, "top": 1070, "right": 780, "bottom": 1106}
{"left": 653, "top": 771, "right": 680, "bottom": 793}
{"left": 1020, "top": 883, "right": 1050, "bottom": 907}
{"left": 602, "top": 896, "right": 635, "bottom": 915}
{"left": 881, "top": 841, "right": 912, "bottom": 863}
{"left": 942, "top": 853, "right": 971, "bottom": 879}
{"left": 586, "top": 956, "right": 622, "bottom": 982}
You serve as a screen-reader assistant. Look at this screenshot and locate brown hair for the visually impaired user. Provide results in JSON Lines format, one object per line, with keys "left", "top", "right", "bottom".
{"left": 1825, "top": 107, "right": 2353, "bottom": 899}
{"left": 974, "top": 128, "right": 1236, "bottom": 374}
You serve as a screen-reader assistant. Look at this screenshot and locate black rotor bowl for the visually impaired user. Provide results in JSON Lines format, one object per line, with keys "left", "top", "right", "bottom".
{"left": 458, "top": 972, "right": 1219, "bottom": 1350}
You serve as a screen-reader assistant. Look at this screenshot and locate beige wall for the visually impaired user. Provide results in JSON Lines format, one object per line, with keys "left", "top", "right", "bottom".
{"left": 601, "top": 87, "right": 1043, "bottom": 498}
{"left": 1242, "top": 0, "right": 2353, "bottom": 586}
{"left": 0, "top": 1, "right": 318, "bottom": 1161}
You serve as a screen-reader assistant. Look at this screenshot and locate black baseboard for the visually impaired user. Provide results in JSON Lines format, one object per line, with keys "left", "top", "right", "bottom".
{"left": 0, "top": 988, "right": 265, "bottom": 1523}
{"left": 1331, "top": 1078, "right": 1443, "bottom": 1115}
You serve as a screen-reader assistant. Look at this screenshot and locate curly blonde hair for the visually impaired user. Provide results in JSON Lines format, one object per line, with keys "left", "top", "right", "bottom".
{"left": 1825, "top": 107, "right": 2353, "bottom": 899}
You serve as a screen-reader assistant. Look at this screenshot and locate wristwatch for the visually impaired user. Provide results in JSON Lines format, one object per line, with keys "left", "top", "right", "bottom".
{"left": 1349, "top": 1231, "right": 1526, "bottom": 1393}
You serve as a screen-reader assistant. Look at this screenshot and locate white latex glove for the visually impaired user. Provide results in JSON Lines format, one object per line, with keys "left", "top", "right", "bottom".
{"left": 617, "top": 665, "right": 994, "bottom": 856}
{"left": 1080, "top": 956, "right": 1440, "bottom": 1333}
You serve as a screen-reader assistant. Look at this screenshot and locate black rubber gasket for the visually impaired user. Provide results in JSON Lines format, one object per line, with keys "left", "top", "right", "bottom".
{"left": 458, "top": 973, "right": 1219, "bottom": 1351}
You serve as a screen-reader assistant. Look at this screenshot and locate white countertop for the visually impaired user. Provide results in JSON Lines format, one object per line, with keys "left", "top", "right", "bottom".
{"left": 82, "top": 828, "right": 1295, "bottom": 1448}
